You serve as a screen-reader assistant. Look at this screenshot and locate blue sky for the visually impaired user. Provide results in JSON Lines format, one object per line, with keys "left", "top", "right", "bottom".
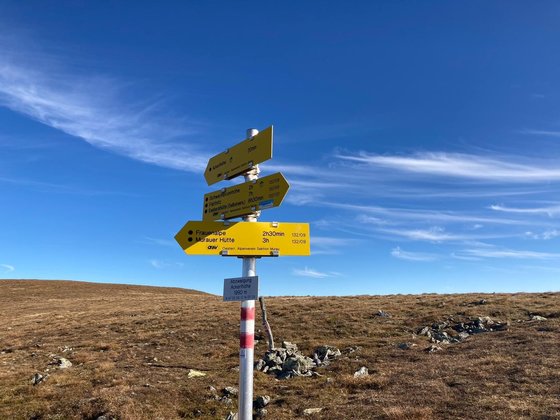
{"left": 1, "top": 1, "right": 559, "bottom": 295}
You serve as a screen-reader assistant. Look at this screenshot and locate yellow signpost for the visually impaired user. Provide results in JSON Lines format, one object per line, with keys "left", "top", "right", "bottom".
{"left": 203, "top": 172, "right": 290, "bottom": 221}
{"left": 175, "top": 126, "right": 310, "bottom": 420}
{"left": 204, "top": 126, "right": 273, "bottom": 186}
{"left": 175, "top": 220, "right": 310, "bottom": 256}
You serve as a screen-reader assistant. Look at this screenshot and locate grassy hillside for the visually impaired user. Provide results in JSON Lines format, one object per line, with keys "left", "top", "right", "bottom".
{"left": 0, "top": 280, "right": 558, "bottom": 419}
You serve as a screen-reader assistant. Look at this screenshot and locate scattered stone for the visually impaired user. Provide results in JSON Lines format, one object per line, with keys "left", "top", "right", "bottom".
{"left": 474, "top": 299, "right": 487, "bottom": 305}
{"left": 314, "top": 345, "right": 342, "bottom": 364}
{"left": 187, "top": 369, "right": 206, "bottom": 378}
{"left": 303, "top": 407, "right": 324, "bottom": 416}
{"left": 430, "top": 331, "right": 460, "bottom": 344}
{"left": 397, "top": 342, "right": 416, "bottom": 350}
{"left": 255, "top": 343, "right": 342, "bottom": 379}
{"left": 531, "top": 315, "right": 547, "bottom": 321}
{"left": 418, "top": 326, "right": 431, "bottom": 336}
{"left": 282, "top": 341, "right": 298, "bottom": 353}
{"left": 375, "top": 310, "right": 391, "bottom": 317}
{"left": 219, "top": 397, "right": 233, "bottom": 406}
{"left": 354, "top": 366, "right": 369, "bottom": 377}
{"left": 283, "top": 355, "right": 315, "bottom": 374}
{"left": 50, "top": 356, "right": 72, "bottom": 369}
{"left": 1, "top": 348, "right": 13, "bottom": 354}
{"left": 223, "top": 386, "right": 239, "bottom": 397}
{"left": 417, "top": 316, "right": 508, "bottom": 346}
{"left": 254, "top": 395, "right": 271, "bottom": 409}
{"left": 457, "top": 332, "right": 470, "bottom": 340}
{"left": 208, "top": 386, "right": 217, "bottom": 393}
{"left": 31, "top": 373, "right": 46, "bottom": 385}
{"left": 425, "top": 345, "right": 443, "bottom": 353}
{"left": 256, "top": 408, "right": 268, "bottom": 418}
{"left": 224, "top": 412, "right": 238, "bottom": 420}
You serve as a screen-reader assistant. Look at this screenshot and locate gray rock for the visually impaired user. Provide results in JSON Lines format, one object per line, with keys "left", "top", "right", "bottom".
{"left": 303, "top": 407, "right": 324, "bottom": 416}
{"left": 315, "top": 345, "right": 341, "bottom": 363}
{"left": 397, "top": 342, "right": 416, "bottom": 350}
{"left": 432, "top": 322, "right": 449, "bottom": 331}
{"left": 425, "top": 345, "right": 442, "bottom": 353}
{"left": 531, "top": 315, "right": 547, "bottom": 321}
{"left": 375, "top": 310, "right": 391, "bottom": 317}
{"left": 256, "top": 408, "right": 268, "bottom": 418}
{"left": 224, "top": 412, "right": 238, "bottom": 420}
{"left": 255, "top": 359, "right": 266, "bottom": 371}
{"left": 283, "top": 355, "right": 315, "bottom": 373}
{"left": 282, "top": 341, "right": 298, "bottom": 352}
{"left": 223, "top": 386, "right": 238, "bottom": 397}
{"left": 255, "top": 395, "right": 271, "bottom": 409}
{"left": 418, "top": 326, "right": 431, "bottom": 336}
{"left": 50, "top": 356, "right": 72, "bottom": 369}
{"left": 31, "top": 373, "right": 46, "bottom": 385}
{"left": 353, "top": 366, "right": 368, "bottom": 377}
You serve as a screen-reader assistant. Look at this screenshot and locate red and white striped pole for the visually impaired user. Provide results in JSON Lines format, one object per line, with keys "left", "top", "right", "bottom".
{"left": 238, "top": 128, "right": 260, "bottom": 420}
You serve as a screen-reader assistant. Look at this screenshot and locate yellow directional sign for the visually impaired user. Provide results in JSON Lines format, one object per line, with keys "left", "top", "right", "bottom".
{"left": 203, "top": 172, "right": 290, "bottom": 221}
{"left": 204, "top": 126, "right": 273, "bottom": 186}
{"left": 175, "top": 221, "right": 310, "bottom": 256}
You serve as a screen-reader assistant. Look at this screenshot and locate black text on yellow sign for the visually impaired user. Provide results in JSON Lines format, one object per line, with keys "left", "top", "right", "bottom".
{"left": 204, "top": 126, "right": 273, "bottom": 186}
{"left": 203, "top": 172, "right": 290, "bottom": 221}
{"left": 174, "top": 221, "right": 310, "bottom": 256}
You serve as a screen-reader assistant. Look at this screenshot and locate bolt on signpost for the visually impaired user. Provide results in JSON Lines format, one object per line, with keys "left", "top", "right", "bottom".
{"left": 175, "top": 126, "right": 310, "bottom": 420}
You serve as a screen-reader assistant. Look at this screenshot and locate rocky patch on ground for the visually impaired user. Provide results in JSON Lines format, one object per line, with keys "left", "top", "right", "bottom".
{"left": 417, "top": 316, "right": 508, "bottom": 345}
{"left": 255, "top": 342, "right": 342, "bottom": 379}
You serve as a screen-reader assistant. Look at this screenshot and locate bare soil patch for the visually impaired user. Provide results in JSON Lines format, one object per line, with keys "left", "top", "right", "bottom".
{"left": 1, "top": 280, "right": 559, "bottom": 419}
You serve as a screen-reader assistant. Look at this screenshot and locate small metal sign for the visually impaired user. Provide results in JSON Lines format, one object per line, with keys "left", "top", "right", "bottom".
{"left": 223, "top": 276, "right": 259, "bottom": 302}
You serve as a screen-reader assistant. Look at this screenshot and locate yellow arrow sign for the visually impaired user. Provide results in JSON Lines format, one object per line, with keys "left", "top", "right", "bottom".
{"left": 204, "top": 126, "right": 273, "bottom": 186}
{"left": 175, "top": 221, "right": 310, "bottom": 256}
{"left": 203, "top": 172, "right": 290, "bottom": 221}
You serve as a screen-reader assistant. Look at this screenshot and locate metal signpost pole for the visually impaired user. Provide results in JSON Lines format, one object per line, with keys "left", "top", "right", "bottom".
{"left": 238, "top": 128, "right": 260, "bottom": 420}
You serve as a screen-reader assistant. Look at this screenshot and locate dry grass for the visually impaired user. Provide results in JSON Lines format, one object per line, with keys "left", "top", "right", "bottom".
{"left": 0, "top": 280, "right": 559, "bottom": 419}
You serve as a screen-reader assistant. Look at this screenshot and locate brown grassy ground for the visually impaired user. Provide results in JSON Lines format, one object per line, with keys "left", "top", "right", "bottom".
{"left": 0, "top": 280, "right": 559, "bottom": 420}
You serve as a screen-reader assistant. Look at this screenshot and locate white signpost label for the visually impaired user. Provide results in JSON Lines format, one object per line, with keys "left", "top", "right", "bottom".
{"left": 223, "top": 276, "right": 259, "bottom": 302}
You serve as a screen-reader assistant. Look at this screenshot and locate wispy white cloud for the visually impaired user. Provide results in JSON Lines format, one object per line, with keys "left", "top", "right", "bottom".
{"left": 1, "top": 264, "right": 15, "bottom": 273}
{"left": 142, "top": 237, "right": 176, "bottom": 247}
{"left": 311, "top": 236, "right": 358, "bottom": 255}
{"left": 523, "top": 129, "right": 560, "bottom": 137}
{"left": 149, "top": 259, "right": 184, "bottom": 269}
{"left": 0, "top": 49, "right": 207, "bottom": 172}
{"left": 335, "top": 152, "right": 560, "bottom": 182}
{"left": 328, "top": 202, "right": 521, "bottom": 225}
{"left": 390, "top": 246, "right": 437, "bottom": 261}
{"left": 292, "top": 267, "right": 341, "bottom": 279}
{"left": 525, "top": 229, "right": 560, "bottom": 240}
{"left": 381, "top": 226, "right": 464, "bottom": 242}
{"left": 0, "top": 175, "right": 138, "bottom": 196}
{"left": 457, "top": 248, "right": 560, "bottom": 260}
{"left": 450, "top": 252, "right": 482, "bottom": 261}
{"left": 490, "top": 204, "right": 560, "bottom": 217}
